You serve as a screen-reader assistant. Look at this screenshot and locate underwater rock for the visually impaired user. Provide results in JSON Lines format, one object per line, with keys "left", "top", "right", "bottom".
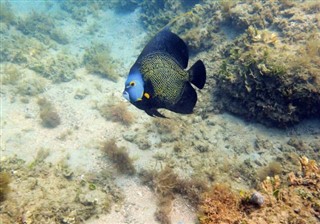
{"left": 78, "top": 192, "right": 97, "bottom": 206}
{"left": 249, "top": 191, "right": 264, "bottom": 207}
{"left": 212, "top": 1, "right": 320, "bottom": 127}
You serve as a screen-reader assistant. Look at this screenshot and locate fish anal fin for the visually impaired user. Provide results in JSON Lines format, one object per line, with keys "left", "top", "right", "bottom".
{"left": 145, "top": 108, "right": 167, "bottom": 118}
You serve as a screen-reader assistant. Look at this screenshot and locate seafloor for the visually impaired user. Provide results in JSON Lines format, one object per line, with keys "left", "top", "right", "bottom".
{"left": 0, "top": 1, "right": 319, "bottom": 224}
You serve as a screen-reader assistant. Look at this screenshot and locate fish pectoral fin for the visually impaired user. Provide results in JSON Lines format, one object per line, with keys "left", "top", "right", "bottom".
{"left": 145, "top": 108, "right": 167, "bottom": 118}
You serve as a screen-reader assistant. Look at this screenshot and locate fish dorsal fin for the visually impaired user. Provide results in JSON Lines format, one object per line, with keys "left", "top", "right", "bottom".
{"left": 137, "top": 28, "right": 189, "bottom": 69}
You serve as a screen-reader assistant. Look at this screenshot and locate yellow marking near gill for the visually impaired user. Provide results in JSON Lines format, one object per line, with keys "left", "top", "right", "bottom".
{"left": 144, "top": 92, "right": 150, "bottom": 99}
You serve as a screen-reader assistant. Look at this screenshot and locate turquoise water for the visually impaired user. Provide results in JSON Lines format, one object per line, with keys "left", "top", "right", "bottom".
{"left": 1, "top": 1, "right": 319, "bottom": 223}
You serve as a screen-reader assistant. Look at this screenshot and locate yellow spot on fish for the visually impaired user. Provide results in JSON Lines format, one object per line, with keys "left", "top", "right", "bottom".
{"left": 144, "top": 92, "right": 150, "bottom": 99}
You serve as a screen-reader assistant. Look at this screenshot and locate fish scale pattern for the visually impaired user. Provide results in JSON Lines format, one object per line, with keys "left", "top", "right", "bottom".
{"left": 140, "top": 53, "right": 188, "bottom": 105}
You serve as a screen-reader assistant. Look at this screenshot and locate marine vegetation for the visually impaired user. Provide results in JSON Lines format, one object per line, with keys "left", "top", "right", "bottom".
{"left": 0, "top": 63, "right": 22, "bottom": 85}
{"left": 28, "top": 148, "right": 50, "bottom": 169}
{"left": 98, "top": 102, "right": 134, "bottom": 126}
{"left": 139, "top": 166, "right": 208, "bottom": 224}
{"left": 123, "top": 29, "right": 206, "bottom": 117}
{"left": 30, "top": 50, "right": 79, "bottom": 82}
{"left": 0, "top": 155, "right": 115, "bottom": 223}
{"left": 37, "top": 97, "right": 61, "bottom": 128}
{"left": 1, "top": 31, "right": 47, "bottom": 64}
{"left": 17, "top": 11, "right": 69, "bottom": 44}
{"left": 142, "top": 0, "right": 320, "bottom": 127}
{"left": 101, "top": 138, "right": 136, "bottom": 175}
{"left": 198, "top": 184, "right": 242, "bottom": 224}
{"left": 215, "top": 28, "right": 320, "bottom": 127}
{"left": 197, "top": 156, "right": 320, "bottom": 223}
{"left": 139, "top": 0, "right": 200, "bottom": 34}
{"left": 257, "top": 161, "right": 282, "bottom": 181}
{"left": 83, "top": 43, "right": 119, "bottom": 81}
{"left": 0, "top": 172, "right": 10, "bottom": 202}
{"left": 0, "top": 1, "right": 15, "bottom": 25}
{"left": 151, "top": 118, "right": 181, "bottom": 142}
{"left": 213, "top": 1, "right": 320, "bottom": 127}
{"left": 59, "top": 0, "right": 108, "bottom": 22}
{"left": 107, "top": 0, "right": 139, "bottom": 13}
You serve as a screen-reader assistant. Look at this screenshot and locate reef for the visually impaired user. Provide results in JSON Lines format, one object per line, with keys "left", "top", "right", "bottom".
{"left": 1, "top": 27, "right": 78, "bottom": 83}
{"left": 197, "top": 156, "right": 320, "bottom": 224}
{"left": 139, "top": 0, "right": 320, "bottom": 127}
{"left": 139, "top": 0, "right": 203, "bottom": 34}
{"left": 215, "top": 0, "right": 320, "bottom": 127}
{"left": 0, "top": 155, "right": 121, "bottom": 224}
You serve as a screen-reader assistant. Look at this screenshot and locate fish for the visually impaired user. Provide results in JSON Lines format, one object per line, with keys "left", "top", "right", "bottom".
{"left": 123, "top": 28, "right": 206, "bottom": 117}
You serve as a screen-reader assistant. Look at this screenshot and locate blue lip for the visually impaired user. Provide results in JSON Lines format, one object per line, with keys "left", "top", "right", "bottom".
{"left": 123, "top": 91, "right": 130, "bottom": 101}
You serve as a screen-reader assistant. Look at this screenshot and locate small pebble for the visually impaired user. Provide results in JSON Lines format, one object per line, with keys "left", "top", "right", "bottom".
{"left": 250, "top": 191, "right": 264, "bottom": 207}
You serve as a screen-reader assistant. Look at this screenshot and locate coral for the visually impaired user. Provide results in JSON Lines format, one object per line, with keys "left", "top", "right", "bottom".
{"left": 0, "top": 172, "right": 10, "bottom": 202}
{"left": 198, "top": 158, "right": 319, "bottom": 224}
{"left": 98, "top": 102, "right": 134, "bottom": 126}
{"left": 37, "top": 98, "right": 61, "bottom": 128}
{"left": 101, "top": 139, "right": 136, "bottom": 175}
{"left": 83, "top": 43, "right": 119, "bottom": 81}
{"left": 243, "top": 157, "right": 319, "bottom": 223}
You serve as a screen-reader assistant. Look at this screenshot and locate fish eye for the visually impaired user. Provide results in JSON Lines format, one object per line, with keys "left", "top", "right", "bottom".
{"left": 130, "top": 81, "right": 135, "bottom": 86}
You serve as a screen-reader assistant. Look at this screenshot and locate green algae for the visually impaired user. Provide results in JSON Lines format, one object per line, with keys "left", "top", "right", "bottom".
{"left": 17, "top": 11, "right": 69, "bottom": 44}
{"left": 101, "top": 138, "right": 136, "bottom": 175}
{"left": 0, "top": 172, "right": 10, "bottom": 202}
{"left": 83, "top": 43, "right": 119, "bottom": 81}
{"left": 37, "top": 97, "right": 61, "bottom": 128}
{"left": 0, "top": 156, "right": 117, "bottom": 223}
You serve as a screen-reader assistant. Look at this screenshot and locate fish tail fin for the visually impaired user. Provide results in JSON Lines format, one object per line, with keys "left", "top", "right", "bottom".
{"left": 188, "top": 60, "right": 206, "bottom": 89}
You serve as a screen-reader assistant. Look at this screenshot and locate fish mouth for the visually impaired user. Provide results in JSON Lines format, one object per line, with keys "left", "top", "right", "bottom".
{"left": 123, "top": 91, "right": 130, "bottom": 101}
